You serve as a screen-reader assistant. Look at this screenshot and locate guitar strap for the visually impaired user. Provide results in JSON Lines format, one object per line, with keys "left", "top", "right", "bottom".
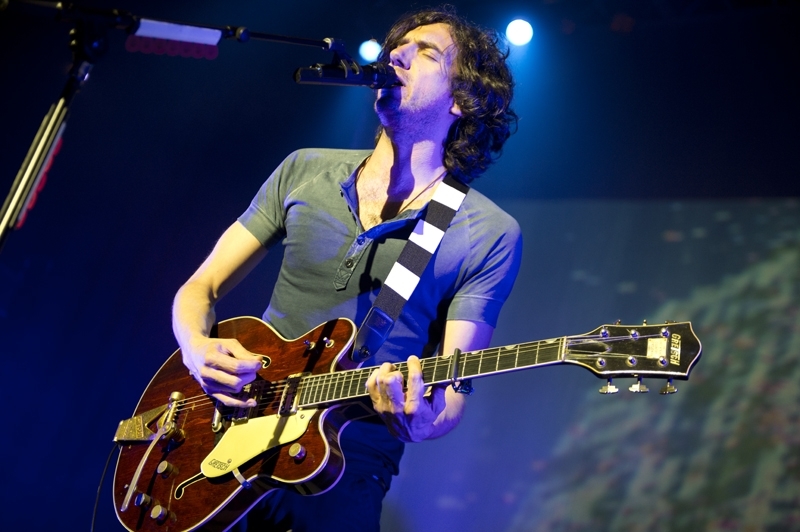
{"left": 352, "top": 174, "right": 469, "bottom": 362}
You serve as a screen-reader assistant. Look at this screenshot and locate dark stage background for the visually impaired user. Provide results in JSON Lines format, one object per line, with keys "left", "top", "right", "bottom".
{"left": 1, "top": 1, "right": 798, "bottom": 531}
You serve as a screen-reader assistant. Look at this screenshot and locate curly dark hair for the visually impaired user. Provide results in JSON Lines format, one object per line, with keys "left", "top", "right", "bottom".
{"left": 378, "top": 6, "right": 518, "bottom": 183}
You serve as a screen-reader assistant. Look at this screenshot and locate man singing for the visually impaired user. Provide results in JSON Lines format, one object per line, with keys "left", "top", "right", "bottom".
{"left": 172, "top": 7, "right": 521, "bottom": 531}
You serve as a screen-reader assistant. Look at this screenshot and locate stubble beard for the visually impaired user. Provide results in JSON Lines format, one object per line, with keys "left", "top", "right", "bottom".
{"left": 375, "top": 91, "right": 441, "bottom": 140}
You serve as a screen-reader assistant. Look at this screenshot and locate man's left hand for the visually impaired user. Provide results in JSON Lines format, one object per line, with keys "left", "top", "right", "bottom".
{"left": 366, "top": 355, "right": 447, "bottom": 443}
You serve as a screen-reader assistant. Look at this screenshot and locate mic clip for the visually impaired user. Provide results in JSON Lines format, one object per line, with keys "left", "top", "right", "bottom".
{"left": 294, "top": 39, "right": 398, "bottom": 89}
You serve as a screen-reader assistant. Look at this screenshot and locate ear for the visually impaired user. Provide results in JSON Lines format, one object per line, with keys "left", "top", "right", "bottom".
{"left": 450, "top": 100, "right": 462, "bottom": 117}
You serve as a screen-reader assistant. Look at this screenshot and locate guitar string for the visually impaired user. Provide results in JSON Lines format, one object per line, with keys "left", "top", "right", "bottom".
{"left": 174, "top": 332, "right": 664, "bottom": 411}
{"left": 173, "top": 333, "right": 667, "bottom": 413}
{"left": 167, "top": 333, "right": 671, "bottom": 415}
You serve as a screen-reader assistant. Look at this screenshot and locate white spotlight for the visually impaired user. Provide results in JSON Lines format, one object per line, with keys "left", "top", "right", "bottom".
{"left": 506, "top": 19, "right": 533, "bottom": 46}
{"left": 359, "top": 39, "right": 382, "bottom": 62}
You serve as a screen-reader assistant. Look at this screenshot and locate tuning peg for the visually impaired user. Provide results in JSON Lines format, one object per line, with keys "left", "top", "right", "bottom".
{"left": 599, "top": 378, "right": 619, "bottom": 394}
{"left": 642, "top": 319, "right": 647, "bottom": 325}
{"left": 628, "top": 376, "right": 649, "bottom": 393}
{"left": 660, "top": 378, "right": 678, "bottom": 395}
{"left": 614, "top": 319, "right": 621, "bottom": 325}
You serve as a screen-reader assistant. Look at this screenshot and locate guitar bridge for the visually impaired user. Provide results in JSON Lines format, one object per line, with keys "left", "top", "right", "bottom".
{"left": 114, "top": 404, "right": 167, "bottom": 443}
{"left": 114, "top": 391, "right": 184, "bottom": 443}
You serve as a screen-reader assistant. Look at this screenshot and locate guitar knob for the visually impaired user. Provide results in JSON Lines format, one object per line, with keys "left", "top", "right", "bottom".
{"left": 134, "top": 493, "right": 152, "bottom": 508}
{"left": 157, "top": 460, "right": 179, "bottom": 479}
{"left": 150, "top": 505, "right": 176, "bottom": 522}
{"left": 288, "top": 443, "right": 306, "bottom": 461}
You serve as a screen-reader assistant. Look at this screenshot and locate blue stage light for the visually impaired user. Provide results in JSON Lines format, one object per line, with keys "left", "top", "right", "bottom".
{"left": 359, "top": 39, "right": 382, "bottom": 62}
{"left": 506, "top": 19, "right": 533, "bottom": 46}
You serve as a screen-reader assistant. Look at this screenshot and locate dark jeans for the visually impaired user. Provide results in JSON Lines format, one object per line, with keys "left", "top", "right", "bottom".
{"left": 234, "top": 466, "right": 389, "bottom": 532}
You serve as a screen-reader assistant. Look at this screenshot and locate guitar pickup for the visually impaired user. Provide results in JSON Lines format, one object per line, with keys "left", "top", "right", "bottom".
{"left": 278, "top": 373, "right": 305, "bottom": 416}
{"left": 231, "top": 380, "right": 266, "bottom": 424}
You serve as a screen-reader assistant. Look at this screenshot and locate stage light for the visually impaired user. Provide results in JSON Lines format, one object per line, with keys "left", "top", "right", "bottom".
{"left": 359, "top": 39, "right": 382, "bottom": 62}
{"left": 506, "top": 19, "right": 533, "bottom": 46}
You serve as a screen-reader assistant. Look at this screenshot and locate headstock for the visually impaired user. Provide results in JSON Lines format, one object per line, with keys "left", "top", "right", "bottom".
{"left": 563, "top": 321, "right": 702, "bottom": 394}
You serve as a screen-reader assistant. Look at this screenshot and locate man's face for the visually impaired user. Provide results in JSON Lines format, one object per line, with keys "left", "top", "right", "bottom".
{"left": 375, "top": 23, "right": 461, "bottom": 130}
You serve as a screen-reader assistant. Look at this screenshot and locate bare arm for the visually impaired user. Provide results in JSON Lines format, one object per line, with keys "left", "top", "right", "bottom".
{"left": 366, "top": 320, "right": 494, "bottom": 443}
{"left": 172, "top": 221, "right": 268, "bottom": 407}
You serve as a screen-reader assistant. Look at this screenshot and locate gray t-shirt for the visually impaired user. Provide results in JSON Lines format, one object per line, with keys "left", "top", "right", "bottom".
{"left": 239, "top": 148, "right": 522, "bottom": 366}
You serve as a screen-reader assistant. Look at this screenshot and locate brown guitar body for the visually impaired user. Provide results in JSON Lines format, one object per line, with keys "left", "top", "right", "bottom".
{"left": 113, "top": 317, "right": 369, "bottom": 532}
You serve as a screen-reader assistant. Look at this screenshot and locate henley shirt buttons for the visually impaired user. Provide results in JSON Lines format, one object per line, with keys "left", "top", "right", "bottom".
{"left": 344, "top": 258, "right": 355, "bottom": 269}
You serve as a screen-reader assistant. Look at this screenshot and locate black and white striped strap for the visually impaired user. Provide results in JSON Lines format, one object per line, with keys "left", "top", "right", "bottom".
{"left": 353, "top": 175, "right": 469, "bottom": 362}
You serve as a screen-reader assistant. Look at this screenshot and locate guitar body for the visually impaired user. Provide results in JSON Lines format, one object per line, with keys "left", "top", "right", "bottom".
{"left": 113, "top": 317, "right": 367, "bottom": 532}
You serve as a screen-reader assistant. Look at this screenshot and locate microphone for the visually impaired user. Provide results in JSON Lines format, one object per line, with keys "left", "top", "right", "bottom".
{"left": 294, "top": 61, "right": 400, "bottom": 89}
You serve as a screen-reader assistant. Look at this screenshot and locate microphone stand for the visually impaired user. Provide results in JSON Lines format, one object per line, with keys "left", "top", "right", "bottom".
{"left": 0, "top": 0, "right": 352, "bottom": 253}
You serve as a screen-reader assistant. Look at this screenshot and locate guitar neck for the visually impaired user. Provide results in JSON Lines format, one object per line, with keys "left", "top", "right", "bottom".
{"left": 297, "top": 337, "right": 566, "bottom": 408}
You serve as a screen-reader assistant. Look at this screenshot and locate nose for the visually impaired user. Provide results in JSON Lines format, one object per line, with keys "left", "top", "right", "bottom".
{"left": 389, "top": 42, "right": 412, "bottom": 70}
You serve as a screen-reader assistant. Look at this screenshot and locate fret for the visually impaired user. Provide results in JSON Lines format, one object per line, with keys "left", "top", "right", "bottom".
{"left": 331, "top": 373, "right": 340, "bottom": 401}
{"left": 302, "top": 378, "right": 312, "bottom": 405}
{"left": 498, "top": 347, "right": 513, "bottom": 372}
{"left": 334, "top": 372, "right": 343, "bottom": 401}
{"left": 355, "top": 368, "right": 368, "bottom": 398}
{"left": 462, "top": 351, "right": 478, "bottom": 379}
{"left": 535, "top": 341, "right": 539, "bottom": 366}
{"left": 341, "top": 371, "right": 351, "bottom": 400}
{"left": 320, "top": 374, "right": 329, "bottom": 402}
{"left": 325, "top": 373, "right": 334, "bottom": 402}
{"left": 339, "top": 372, "right": 347, "bottom": 400}
{"left": 314, "top": 374, "right": 327, "bottom": 403}
{"left": 514, "top": 344, "right": 520, "bottom": 370}
{"left": 313, "top": 375, "right": 322, "bottom": 404}
{"left": 441, "top": 356, "right": 452, "bottom": 383}
{"left": 326, "top": 374, "right": 336, "bottom": 402}
{"left": 345, "top": 371, "right": 355, "bottom": 399}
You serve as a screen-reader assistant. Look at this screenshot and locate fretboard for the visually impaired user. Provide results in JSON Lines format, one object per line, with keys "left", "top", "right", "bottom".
{"left": 297, "top": 337, "right": 566, "bottom": 408}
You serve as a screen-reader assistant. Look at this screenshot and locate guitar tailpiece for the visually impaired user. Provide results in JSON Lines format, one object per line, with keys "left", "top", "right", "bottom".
{"left": 452, "top": 379, "right": 474, "bottom": 395}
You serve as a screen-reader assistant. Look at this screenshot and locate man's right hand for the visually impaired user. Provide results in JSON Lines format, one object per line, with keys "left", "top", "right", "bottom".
{"left": 181, "top": 337, "right": 263, "bottom": 408}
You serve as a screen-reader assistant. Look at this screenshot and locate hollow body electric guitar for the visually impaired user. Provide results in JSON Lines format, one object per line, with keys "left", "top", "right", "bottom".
{"left": 113, "top": 316, "right": 702, "bottom": 531}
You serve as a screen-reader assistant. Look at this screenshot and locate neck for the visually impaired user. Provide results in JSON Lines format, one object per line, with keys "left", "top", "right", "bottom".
{"left": 363, "top": 130, "right": 447, "bottom": 190}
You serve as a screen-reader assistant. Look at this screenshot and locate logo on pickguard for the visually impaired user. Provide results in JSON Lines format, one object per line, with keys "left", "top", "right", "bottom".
{"left": 208, "top": 459, "right": 230, "bottom": 471}
{"left": 670, "top": 333, "right": 681, "bottom": 366}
